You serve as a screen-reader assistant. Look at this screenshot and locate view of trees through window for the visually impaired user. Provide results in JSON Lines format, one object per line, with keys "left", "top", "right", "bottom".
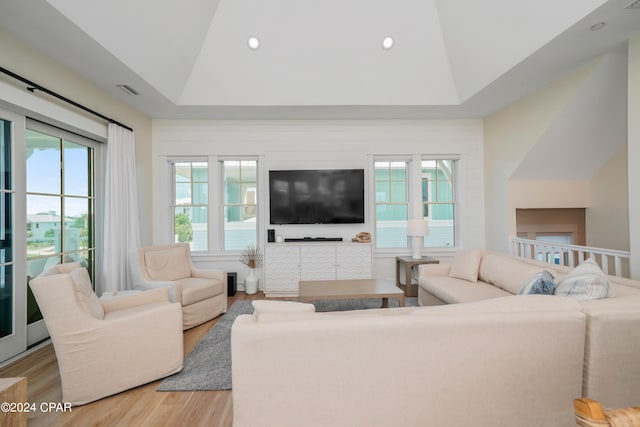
{"left": 173, "top": 161, "right": 208, "bottom": 251}
{"left": 172, "top": 159, "right": 257, "bottom": 252}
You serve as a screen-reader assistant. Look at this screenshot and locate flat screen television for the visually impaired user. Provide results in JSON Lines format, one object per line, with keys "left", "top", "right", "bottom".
{"left": 269, "top": 169, "right": 365, "bottom": 224}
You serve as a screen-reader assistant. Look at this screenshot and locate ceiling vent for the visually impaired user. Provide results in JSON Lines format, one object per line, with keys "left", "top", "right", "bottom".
{"left": 625, "top": 0, "right": 640, "bottom": 9}
{"left": 116, "top": 84, "right": 139, "bottom": 95}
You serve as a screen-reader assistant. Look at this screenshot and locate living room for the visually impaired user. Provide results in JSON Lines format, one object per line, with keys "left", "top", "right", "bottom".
{"left": 1, "top": 1, "right": 640, "bottom": 426}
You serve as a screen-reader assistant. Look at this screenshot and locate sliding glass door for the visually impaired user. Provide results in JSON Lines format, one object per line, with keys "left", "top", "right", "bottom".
{"left": 0, "top": 109, "right": 26, "bottom": 362}
{"left": 25, "top": 121, "right": 96, "bottom": 345}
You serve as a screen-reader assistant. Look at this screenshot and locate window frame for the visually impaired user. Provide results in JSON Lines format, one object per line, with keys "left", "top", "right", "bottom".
{"left": 419, "top": 158, "right": 457, "bottom": 248}
{"left": 170, "top": 160, "right": 210, "bottom": 252}
{"left": 25, "top": 120, "right": 100, "bottom": 283}
{"left": 220, "top": 159, "right": 258, "bottom": 251}
{"left": 167, "top": 155, "right": 260, "bottom": 254}
{"left": 373, "top": 154, "right": 458, "bottom": 252}
{"left": 373, "top": 159, "right": 410, "bottom": 249}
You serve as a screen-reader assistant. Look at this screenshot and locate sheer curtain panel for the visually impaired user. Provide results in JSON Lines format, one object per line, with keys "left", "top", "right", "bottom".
{"left": 103, "top": 124, "right": 140, "bottom": 294}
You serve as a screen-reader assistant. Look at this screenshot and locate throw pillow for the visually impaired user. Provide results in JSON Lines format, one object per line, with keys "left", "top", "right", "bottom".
{"left": 554, "top": 259, "right": 616, "bottom": 300}
{"left": 518, "top": 270, "right": 556, "bottom": 295}
{"left": 448, "top": 249, "right": 483, "bottom": 282}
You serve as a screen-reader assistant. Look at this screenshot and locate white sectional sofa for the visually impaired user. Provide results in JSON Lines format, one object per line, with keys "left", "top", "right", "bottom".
{"left": 232, "top": 296, "right": 587, "bottom": 427}
{"left": 418, "top": 250, "right": 640, "bottom": 409}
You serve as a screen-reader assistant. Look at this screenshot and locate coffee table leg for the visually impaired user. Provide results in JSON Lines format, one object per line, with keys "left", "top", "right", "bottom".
{"left": 381, "top": 298, "right": 389, "bottom": 308}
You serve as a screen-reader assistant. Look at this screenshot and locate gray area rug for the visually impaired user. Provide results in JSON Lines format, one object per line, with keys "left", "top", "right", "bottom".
{"left": 157, "top": 296, "right": 418, "bottom": 391}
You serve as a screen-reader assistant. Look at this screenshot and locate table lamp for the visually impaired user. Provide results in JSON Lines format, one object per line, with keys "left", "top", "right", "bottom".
{"left": 407, "top": 219, "right": 429, "bottom": 259}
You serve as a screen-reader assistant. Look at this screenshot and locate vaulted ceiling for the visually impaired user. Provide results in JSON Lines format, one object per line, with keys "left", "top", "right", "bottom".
{"left": 1, "top": 0, "right": 639, "bottom": 119}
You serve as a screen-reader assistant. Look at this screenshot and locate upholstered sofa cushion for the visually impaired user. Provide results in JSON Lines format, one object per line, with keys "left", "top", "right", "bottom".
{"left": 177, "top": 277, "right": 225, "bottom": 306}
{"left": 70, "top": 268, "right": 104, "bottom": 319}
{"left": 144, "top": 246, "right": 192, "bottom": 281}
{"left": 411, "top": 294, "right": 582, "bottom": 316}
{"left": 252, "top": 300, "right": 316, "bottom": 317}
{"left": 421, "top": 276, "right": 511, "bottom": 304}
{"left": 479, "top": 254, "right": 555, "bottom": 295}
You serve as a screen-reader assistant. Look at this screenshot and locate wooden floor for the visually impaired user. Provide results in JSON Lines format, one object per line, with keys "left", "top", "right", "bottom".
{"left": 0, "top": 292, "right": 266, "bottom": 427}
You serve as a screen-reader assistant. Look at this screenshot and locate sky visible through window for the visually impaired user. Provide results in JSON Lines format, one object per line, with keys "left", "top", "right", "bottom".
{"left": 26, "top": 133, "right": 89, "bottom": 218}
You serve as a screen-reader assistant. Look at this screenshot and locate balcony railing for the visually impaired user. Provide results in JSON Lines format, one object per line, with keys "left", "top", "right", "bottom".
{"left": 510, "top": 237, "right": 631, "bottom": 278}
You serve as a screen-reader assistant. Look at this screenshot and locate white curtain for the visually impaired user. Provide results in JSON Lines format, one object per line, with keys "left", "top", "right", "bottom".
{"left": 102, "top": 124, "right": 140, "bottom": 294}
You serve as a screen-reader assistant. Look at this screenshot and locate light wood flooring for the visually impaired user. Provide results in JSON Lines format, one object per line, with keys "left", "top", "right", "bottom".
{"left": 0, "top": 292, "right": 266, "bottom": 427}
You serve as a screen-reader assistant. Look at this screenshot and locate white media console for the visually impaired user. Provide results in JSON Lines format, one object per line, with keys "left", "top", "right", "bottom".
{"left": 264, "top": 242, "right": 372, "bottom": 297}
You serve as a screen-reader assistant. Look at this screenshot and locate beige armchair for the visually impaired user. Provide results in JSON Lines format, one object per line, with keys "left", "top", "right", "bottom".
{"left": 129, "top": 243, "right": 227, "bottom": 329}
{"left": 29, "top": 267, "right": 183, "bottom": 406}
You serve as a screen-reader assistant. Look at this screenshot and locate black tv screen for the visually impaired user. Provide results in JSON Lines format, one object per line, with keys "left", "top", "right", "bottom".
{"left": 269, "top": 169, "right": 365, "bottom": 224}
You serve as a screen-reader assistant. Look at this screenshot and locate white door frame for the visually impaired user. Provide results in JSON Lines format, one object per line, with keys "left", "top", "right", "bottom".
{"left": 0, "top": 107, "right": 27, "bottom": 362}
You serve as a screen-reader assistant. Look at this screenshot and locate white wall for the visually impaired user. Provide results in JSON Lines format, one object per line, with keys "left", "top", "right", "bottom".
{"left": 484, "top": 59, "right": 598, "bottom": 252}
{"left": 152, "top": 119, "right": 484, "bottom": 283}
{"left": 586, "top": 147, "right": 629, "bottom": 251}
{"left": 0, "top": 29, "right": 154, "bottom": 245}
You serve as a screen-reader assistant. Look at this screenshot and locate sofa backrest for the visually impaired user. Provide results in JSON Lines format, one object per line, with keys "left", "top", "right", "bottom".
{"left": 232, "top": 294, "right": 586, "bottom": 427}
{"left": 478, "top": 253, "right": 558, "bottom": 295}
{"left": 481, "top": 251, "right": 640, "bottom": 297}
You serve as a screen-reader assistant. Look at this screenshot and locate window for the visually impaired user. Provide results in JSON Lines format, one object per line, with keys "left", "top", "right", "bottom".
{"left": 170, "top": 158, "right": 258, "bottom": 252}
{"left": 374, "top": 161, "right": 408, "bottom": 248}
{"left": 375, "top": 157, "right": 457, "bottom": 249}
{"left": 0, "top": 118, "right": 13, "bottom": 339}
{"left": 173, "top": 161, "right": 208, "bottom": 251}
{"left": 223, "top": 160, "right": 257, "bottom": 250}
{"left": 421, "top": 160, "right": 455, "bottom": 247}
{"left": 26, "top": 126, "right": 96, "bottom": 324}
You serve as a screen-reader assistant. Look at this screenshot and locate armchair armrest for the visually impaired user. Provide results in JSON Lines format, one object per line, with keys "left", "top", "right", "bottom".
{"left": 418, "top": 263, "right": 451, "bottom": 278}
{"left": 191, "top": 266, "right": 226, "bottom": 282}
{"left": 133, "top": 279, "right": 182, "bottom": 304}
{"left": 100, "top": 288, "right": 170, "bottom": 314}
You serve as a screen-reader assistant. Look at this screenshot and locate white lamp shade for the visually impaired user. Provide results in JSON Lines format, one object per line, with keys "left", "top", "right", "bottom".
{"left": 407, "top": 219, "right": 429, "bottom": 237}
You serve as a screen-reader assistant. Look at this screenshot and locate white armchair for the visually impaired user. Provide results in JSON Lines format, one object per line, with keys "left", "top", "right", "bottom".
{"left": 129, "top": 243, "right": 227, "bottom": 329}
{"left": 29, "top": 266, "right": 183, "bottom": 405}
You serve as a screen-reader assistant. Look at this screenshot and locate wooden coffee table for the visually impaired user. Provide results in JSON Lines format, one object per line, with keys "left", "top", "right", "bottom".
{"left": 298, "top": 279, "right": 405, "bottom": 308}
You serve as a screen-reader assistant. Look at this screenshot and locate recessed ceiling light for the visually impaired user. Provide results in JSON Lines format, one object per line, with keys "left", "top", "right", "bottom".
{"left": 248, "top": 36, "right": 260, "bottom": 50}
{"left": 590, "top": 22, "right": 606, "bottom": 31}
{"left": 382, "top": 36, "right": 394, "bottom": 50}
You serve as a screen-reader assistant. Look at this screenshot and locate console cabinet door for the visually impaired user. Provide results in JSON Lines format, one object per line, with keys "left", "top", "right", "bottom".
{"left": 336, "top": 245, "right": 372, "bottom": 279}
{"left": 300, "top": 246, "right": 336, "bottom": 280}
{"left": 264, "top": 246, "right": 301, "bottom": 295}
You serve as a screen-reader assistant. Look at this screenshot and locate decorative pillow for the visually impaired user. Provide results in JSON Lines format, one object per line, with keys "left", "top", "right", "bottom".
{"left": 448, "top": 249, "right": 483, "bottom": 282}
{"left": 252, "top": 300, "right": 316, "bottom": 317}
{"left": 554, "top": 259, "right": 616, "bottom": 300}
{"left": 518, "top": 271, "right": 556, "bottom": 295}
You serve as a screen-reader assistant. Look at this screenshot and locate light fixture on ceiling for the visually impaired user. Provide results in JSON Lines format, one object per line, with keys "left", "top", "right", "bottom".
{"left": 248, "top": 36, "right": 260, "bottom": 50}
{"left": 589, "top": 22, "right": 606, "bottom": 31}
{"left": 382, "top": 36, "right": 394, "bottom": 50}
{"left": 116, "top": 84, "right": 139, "bottom": 95}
